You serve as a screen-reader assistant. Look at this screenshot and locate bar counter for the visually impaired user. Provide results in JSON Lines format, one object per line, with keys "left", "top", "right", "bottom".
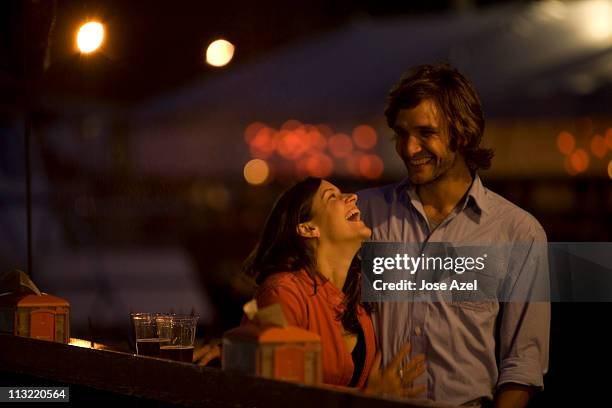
{"left": 0, "top": 334, "right": 441, "bottom": 407}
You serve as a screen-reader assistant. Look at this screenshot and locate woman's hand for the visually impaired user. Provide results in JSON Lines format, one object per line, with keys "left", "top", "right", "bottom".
{"left": 192, "top": 341, "right": 222, "bottom": 366}
{"left": 364, "top": 342, "right": 426, "bottom": 398}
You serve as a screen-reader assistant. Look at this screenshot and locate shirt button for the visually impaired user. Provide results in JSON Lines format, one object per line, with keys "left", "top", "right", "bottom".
{"left": 414, "top": 326, "right": 422, "bottom": 336}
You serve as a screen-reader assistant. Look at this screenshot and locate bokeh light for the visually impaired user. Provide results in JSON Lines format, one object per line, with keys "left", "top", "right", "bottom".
{"left": 77, "top": 22, "right": 104, "bottom": 54}
{"left": 242, "top": 120, "right": 385, "bottom": 180}
{"left": 189, "top": 183, "right": 231, "bottom": 211}
{"left": 608, "top": 160, "right": 612, "bottom": 179}
{"left": 581, "top": 0, "right": 612, "bottom": 41}
{"left": 281, "top": 119, "right": 302, "bottom": 131}
{"left": 564, "top": 157, "right": 579, "bottom": 176}
{"left": 315, "top": 124, "right": 334, "bottom": 139}
{"left": 277, "top": 129, "right": 308, "bottom": 159}
{"left": 345, "top": 151, "right": 365, "bottom": 177}
{"left": 303, "top": 153, "right": 333, "bottom": 178}
{"left": 605, "top": 128, "right": 612, "bottom": 149}
{"left": 243, "top": 159, "right": 270, "bottom": 185}
{"left": 244, "top": 122, "right": 267, "bottom": 144}
{"left": 590, "top": 134, "right": 607, "bottom": 158}
{"left": 203, "top": 185, "right": 231, "bottom": 211}
{"left": 556, "top": 131, "right": 575, "bottom": 155}
{"left": 306, "top": 127, "right": 327, "bottom": 151}
{"left": 358, "top": 154, "right": 384, "bottom": 179}
{"left": 206, "top": 39, "right": 235, "bottom": 67}
{"left": 532, "top": 0, "right": 567, "bottom": 21}
{"left": 352, "top": 125, "right": 378, "bottom": 150}
{"left": 249, "top": 127, "right": 276, "bottom": 159}
{"left": 568, "top": 148, "right": 590, "bottom": 173}
{"left": 328, "top": 133, "right": 353, "bottom": 158}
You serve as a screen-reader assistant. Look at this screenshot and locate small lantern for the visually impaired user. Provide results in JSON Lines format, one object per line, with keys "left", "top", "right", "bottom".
{"left": 222, "top": 323, "right": 322, "bottom": 385}
{"left": 0, "top": 293, "right": 70, "bottom": 343}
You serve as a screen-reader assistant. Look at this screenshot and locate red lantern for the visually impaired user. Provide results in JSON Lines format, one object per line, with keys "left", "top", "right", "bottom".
{"left": 0, "top": 293, "right": 70, "bottom": 343}
{"left": 223, "top": 324, "right": 322, "bottom": 385}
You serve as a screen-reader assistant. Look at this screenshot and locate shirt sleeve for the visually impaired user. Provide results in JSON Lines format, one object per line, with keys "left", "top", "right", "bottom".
{"left": 254, "top": 281, "right": 308, "bottom": 328}
{"left": 497, "top": 225, "right": 550, "bottom": 389}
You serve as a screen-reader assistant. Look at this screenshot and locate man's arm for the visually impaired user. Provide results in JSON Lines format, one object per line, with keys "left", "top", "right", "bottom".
{"left": 495, "top": 301, "right": 549, "bottom": 406}
{"left": 496, "top": 228, "right": 550, "bottom": 405}
{"left": 494, "top": 383, "right": 536, "bottom": 408}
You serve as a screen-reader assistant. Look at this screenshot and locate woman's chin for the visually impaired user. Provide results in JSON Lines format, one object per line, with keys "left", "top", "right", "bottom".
{"left": 359, "top": 225, "right": 372, "bottom": 240}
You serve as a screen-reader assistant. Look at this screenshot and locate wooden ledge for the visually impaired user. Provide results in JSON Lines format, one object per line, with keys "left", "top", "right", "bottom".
{"left": 0, "top": 334, "right": 441, "bottom": 407}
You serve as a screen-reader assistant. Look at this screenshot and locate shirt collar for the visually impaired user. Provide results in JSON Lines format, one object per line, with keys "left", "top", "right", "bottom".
{"left": 395, "top": 173, "right": 490, "bottom": 215}
{"left": 464, "top": 174, "right": 490, "bottom": 215}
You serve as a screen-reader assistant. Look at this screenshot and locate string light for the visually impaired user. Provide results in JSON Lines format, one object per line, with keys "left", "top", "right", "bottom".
{"left": 77, "top": 22, "right": 104, "bottom": 54}
{"left": 206, "top": 39, "right": 235, "bottom": 67}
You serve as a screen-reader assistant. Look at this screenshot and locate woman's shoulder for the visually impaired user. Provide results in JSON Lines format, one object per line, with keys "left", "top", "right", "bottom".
{"left": 259, "top": 271, "right": 301, "bottom": 286}
{"left": 256, "top": 271, "right": 312, "bottom": 300}
{"left": 258, "top": 270, "right": 319, "bottom": 291}
{"left": 254, "top": 271, "right": 313, "bottom": 326}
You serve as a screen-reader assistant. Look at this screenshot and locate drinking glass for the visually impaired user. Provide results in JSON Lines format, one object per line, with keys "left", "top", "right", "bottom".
{"left": 156, "top": 314, "right": 199, "bottom": 363}
{"left": 131, "top": 312, "right": 164, "bottom": 357}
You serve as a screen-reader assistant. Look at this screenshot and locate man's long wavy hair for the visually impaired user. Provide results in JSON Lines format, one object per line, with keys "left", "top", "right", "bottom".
{"left": 243, "top": 177, "right": 369, "bottom": 334}
{"left": 385, "top": 62, "right": 494, "bottom": 171}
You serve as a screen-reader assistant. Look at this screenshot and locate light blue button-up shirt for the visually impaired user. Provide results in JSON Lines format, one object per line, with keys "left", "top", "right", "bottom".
{"left": 357, "top": 175, "right": 550, "bottom": 406}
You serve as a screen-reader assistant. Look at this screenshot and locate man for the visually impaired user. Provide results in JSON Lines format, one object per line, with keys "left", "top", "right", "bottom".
{"left": 357, "top": 63, "right": 549, "bottom": 407}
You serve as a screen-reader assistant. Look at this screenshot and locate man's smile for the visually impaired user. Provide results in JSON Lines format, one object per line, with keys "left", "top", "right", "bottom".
{"left": 408, "top": 156, "right": 434, "bottom": 167}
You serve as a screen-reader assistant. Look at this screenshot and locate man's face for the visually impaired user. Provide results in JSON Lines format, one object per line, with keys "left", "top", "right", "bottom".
{"left": 393, "top": 99, "right": 459, "bottom": 185}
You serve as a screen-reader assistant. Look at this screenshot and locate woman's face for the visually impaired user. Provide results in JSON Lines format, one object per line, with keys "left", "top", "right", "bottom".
{"left": 305, "top": 180, "right": 371, "bottom": 244}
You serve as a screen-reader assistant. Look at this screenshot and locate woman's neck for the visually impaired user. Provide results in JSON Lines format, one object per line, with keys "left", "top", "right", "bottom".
{"left": 315, "top": 241, "right": 360, "bottom": 290}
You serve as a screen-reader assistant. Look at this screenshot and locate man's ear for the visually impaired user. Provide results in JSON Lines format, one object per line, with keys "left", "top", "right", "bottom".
{"left": 296, "top": 222, "right": 320, "bottom": 238}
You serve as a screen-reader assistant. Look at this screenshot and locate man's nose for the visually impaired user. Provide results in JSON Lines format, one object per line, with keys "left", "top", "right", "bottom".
{"left": 405, "top": 135, "right": 422, "bottom": 156}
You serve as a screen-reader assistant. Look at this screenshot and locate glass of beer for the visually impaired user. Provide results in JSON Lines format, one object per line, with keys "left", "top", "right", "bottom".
{"left": 156, "top": 314, "right": 199, "bottom": 363}
{"left": 131, "top": 312, "right": 166, "bottom": 357}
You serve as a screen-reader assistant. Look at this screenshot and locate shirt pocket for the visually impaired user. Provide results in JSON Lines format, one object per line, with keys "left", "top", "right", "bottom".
{"left": 453, "top": 248, "right": 506, "bottom": 303}
{"left": 444, "top": 300, "right": 499, "bottom": 334}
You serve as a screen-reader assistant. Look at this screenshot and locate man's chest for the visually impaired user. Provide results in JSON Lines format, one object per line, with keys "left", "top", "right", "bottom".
{"left": 375, "top": 301, "right": 500, "bottom": 355}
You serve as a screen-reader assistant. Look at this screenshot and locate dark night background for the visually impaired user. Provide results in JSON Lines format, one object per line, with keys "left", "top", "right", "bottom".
{"left": 1, "top": 0, "right": 612, "bottom": 405}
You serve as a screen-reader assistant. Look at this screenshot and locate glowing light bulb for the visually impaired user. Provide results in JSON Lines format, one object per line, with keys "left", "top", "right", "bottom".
{"left": 77, "top": 22, "right": 104, "bottom": 54}
{"left": 206, "top": 39, "right": 235, "bottom": 67}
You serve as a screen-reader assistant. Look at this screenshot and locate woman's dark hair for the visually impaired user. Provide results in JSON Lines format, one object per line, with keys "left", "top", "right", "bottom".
{"left": 385, "top": 62, "right": 494, "bottom": 171}
{"left": 243, "top": 177, "right": 369, "bottom": 334}
{"left": 340, "top": 257, "right": 370, "bottom": 334}
{"left": 243, "top": 177, "right": 321, "bottom": 284}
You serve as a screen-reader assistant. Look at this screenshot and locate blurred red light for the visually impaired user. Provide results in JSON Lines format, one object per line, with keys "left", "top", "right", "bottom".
{"left": 605, "top": 128, "right": 612, "bottom": 149}
{"left": 556, "top": 131, "right": 575, "bottom": 156}
{"left": 345, "top": 151, "right": 365, "bottom": 177}
{"left": 304, "top": 153, "right": 333, "bottom": 178}
{"left": 277, "top": 129, "right": 308, "bottom": 160}
{"left": 328, "top": 133, "right": 353, "bottom": 158}
{"left": 306, "top": 128, "right": 327, "bottom": 151}
{"left": 315, "top": 124, "right": 334, "bottom": 139}
{"left": 244, "top": 122, "right": 267, "bottom": 144}
{"left": 281, "top": 119, "right": 302, "bottom": 131}
{"left": 590, "top": 134, "right": 607, "bottom": 159}
{"left": 352, "top": 125, "right": 378, "bottom": 150}
{"left": 358, "top": 154, "right": 384, "bottom": 179}
{"left": 568, "top": 149, "right": 589, "bottom": 173}
{"left": 249, "top": 127, "right": 276, "bottom": 159}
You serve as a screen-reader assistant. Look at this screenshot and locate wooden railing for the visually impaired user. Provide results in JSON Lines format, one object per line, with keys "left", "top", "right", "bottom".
{"left": 0, "top": 334, "right": 439, "bottom": 407}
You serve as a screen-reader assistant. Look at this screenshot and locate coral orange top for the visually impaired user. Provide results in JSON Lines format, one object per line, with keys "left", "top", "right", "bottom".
{"left": 249, "top": 270, "right": 376, "bottom": 388}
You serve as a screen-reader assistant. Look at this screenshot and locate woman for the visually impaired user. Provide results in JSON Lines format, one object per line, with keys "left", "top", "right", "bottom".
{"left": 241, "top": 177, "right": 425, "bottom": 395}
